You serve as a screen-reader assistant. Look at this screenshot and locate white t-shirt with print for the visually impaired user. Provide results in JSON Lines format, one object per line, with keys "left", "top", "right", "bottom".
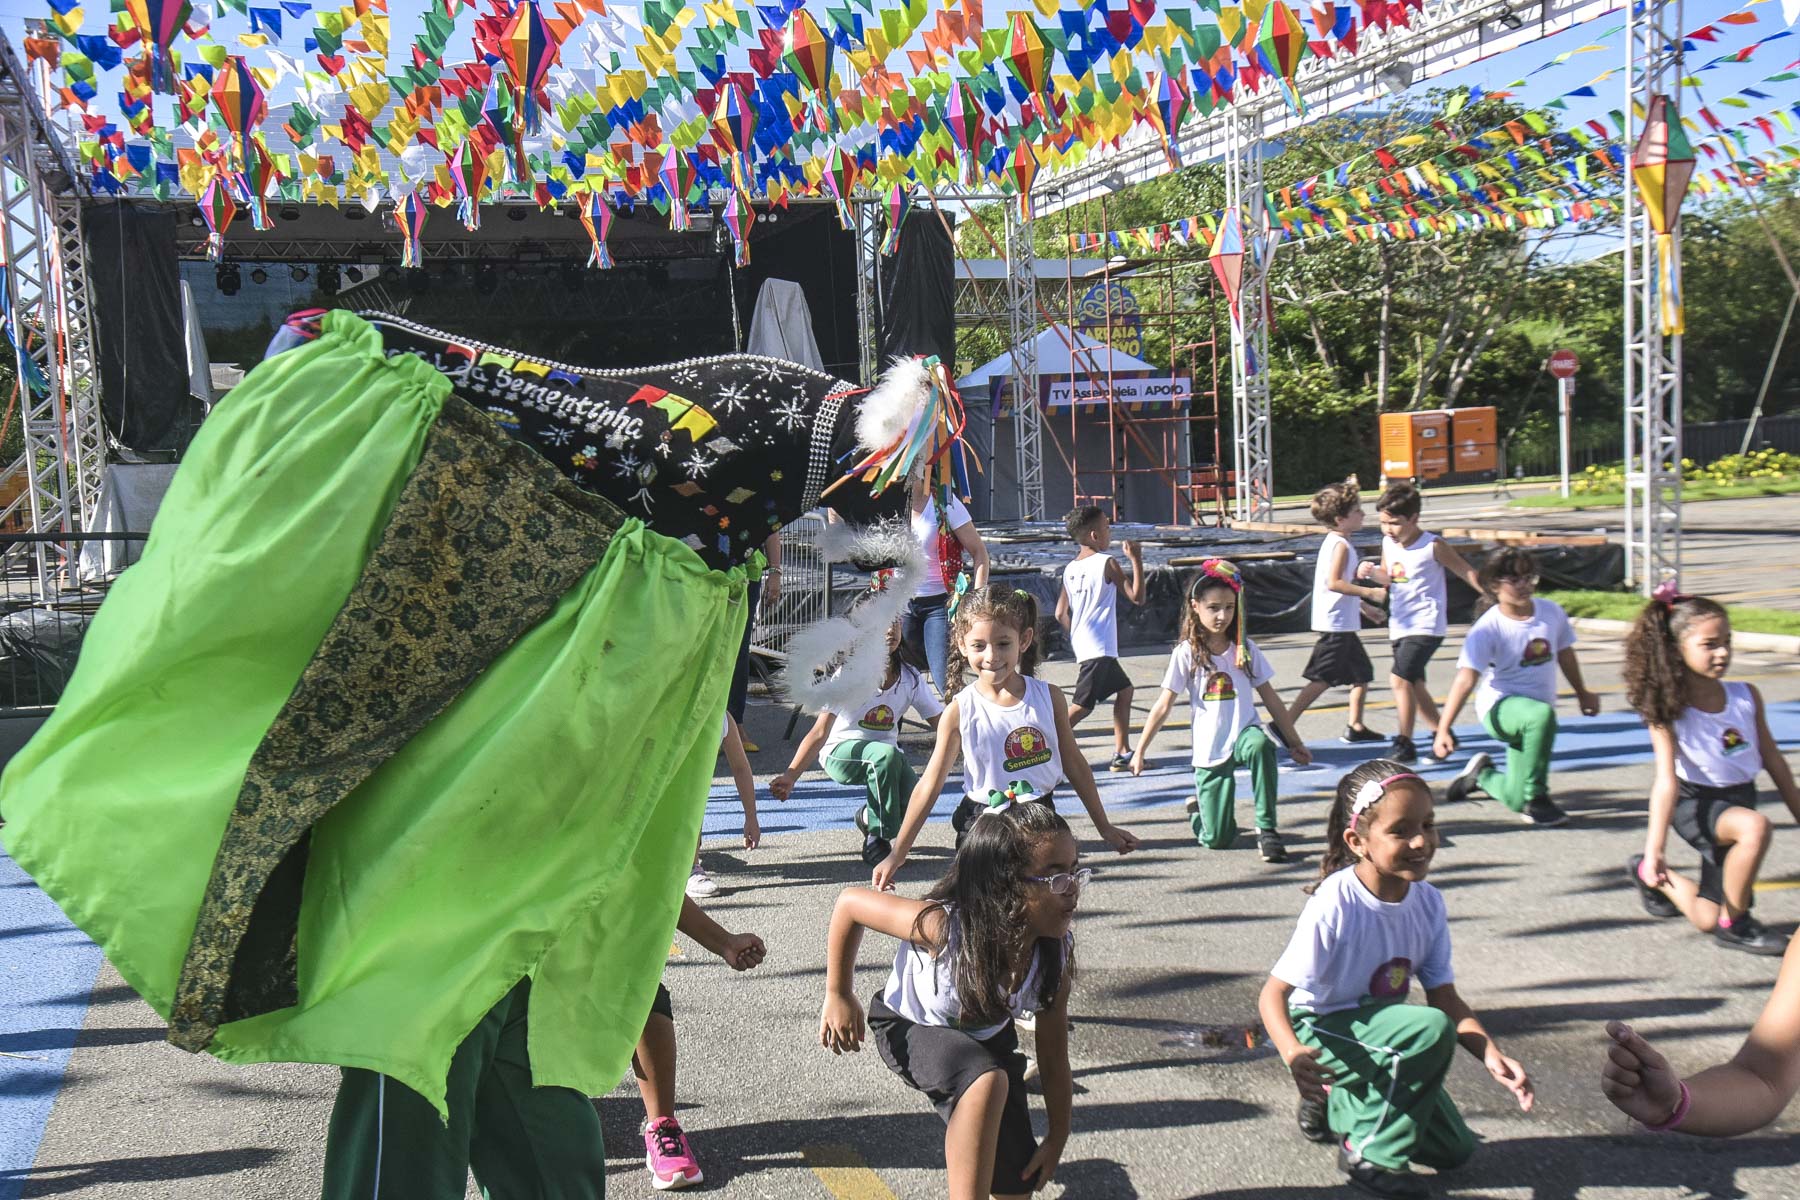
{"left": 1062, "top": 552, "right": 1119, "bottom": 661}
{"left": 1383, "top": 531, "right": 1448, "bottom": 639}
{"left": 1160, "top": 637, "right": 1275, "bottom": 768}
{"left": 1271, "top": 868, "right": 1454, "bottom": 1016}
{"left": 823, "top": 666, "right": 945, "bottom": 754}
{"left": 912, "top": 494, "right": 973, "bottom": 598}
{"left": 956, "top": 676, "right": 1064, "bottom": 799}
{"left": 1673, "top": 680, "right": 1762, "bottom": 787}
{"left": 1311, "top": 531, "right": 1362, "bottom": 632}
{"left": 1456, "top": 599, "right": 1575, "bottom": 717}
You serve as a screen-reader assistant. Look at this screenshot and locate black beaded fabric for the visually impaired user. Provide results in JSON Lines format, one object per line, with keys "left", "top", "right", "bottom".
{"left": 362, "top": 314, "right": 905, "bottom": 568}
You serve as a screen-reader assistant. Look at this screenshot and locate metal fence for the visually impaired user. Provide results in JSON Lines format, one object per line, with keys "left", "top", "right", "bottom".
{"left": 754, "top": 513, "right": 831, "bottom": 656}
{"left": 1508, "top": 413, "right": 1800, "bottom": 478}
{"left": 0, "top": 533, "right": 144, "bottom": 712}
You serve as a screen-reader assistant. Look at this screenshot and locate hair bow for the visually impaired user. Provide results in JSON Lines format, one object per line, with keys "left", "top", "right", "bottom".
{"left": 1352, "top": 772, "right": 1423, "bottom": 819}
{"left": 1199, "top": 558, "right": 1242, "bottom": 593}
{"left": 979, "top": 780, "right": 1039, "bottom": 817}
{"left": 1651, "top": 578, "right": 1688, "bottom": 609}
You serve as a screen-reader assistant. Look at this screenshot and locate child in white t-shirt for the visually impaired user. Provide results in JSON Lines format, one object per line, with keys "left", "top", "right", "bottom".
{"left": 1131, "top": 559, "right": 1309, "bottom": 863}
{"left": 1434, "top": 548, "right": 1600, "bottom": 828}
{"left": 1287, "top": 481, "right": 1388, "bottom": 744}
{"left": 1054, "top": 506, "right": 1146, "bottom": 772}
{"left": 773, "top": 616, "right": 944, "bottom": 867}
{"left": 1259, "top": 762, "right": 1533, "bottom": 1197}
{"left": 1370, "top": 482, "right": 1483, "bottom": 765}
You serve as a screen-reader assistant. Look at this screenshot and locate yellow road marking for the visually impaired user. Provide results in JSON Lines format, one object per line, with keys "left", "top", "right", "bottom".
{"left": 1755, "top": 876, "right": 1800, "bottom": 892}
{"left": 803, "top": 1144, "right": 898, "bottom": 1200}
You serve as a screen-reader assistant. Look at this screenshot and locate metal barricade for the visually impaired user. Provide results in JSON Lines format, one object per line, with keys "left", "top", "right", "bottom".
{"left": 756, "top": 513, "right": 830, "bottom": 656}
{"left": 0, "top": 533, "right": 145, "bottom": 712}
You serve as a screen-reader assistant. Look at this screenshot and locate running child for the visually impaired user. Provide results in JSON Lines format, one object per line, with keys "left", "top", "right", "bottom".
{"left": 1370, "top": 483, "right": 1483, "bottom": 764}
{"left": 1286, "top": 481, "right": 1388, "bottom": 744}
{"left": 1433, "top": 548, "right": 1600, "bottom": 827}
{"left": 773, "top": 611, "right": 945, "bottom": 867}
{"left": 635, "top": 898, "right": 766, "bottom": 1190}
{"left": 1621, "top": 586, "right": 1798, "bottom": 956}
{"left": 870, "top": 585, "right": 1139, "bottom": 890}
{"left": 1260, "top": 761, "right": 1533, "bottom": 1199}
{"left": 688, "top": 714, "right": 760, "bottom": 899}
{"left": 821, "top": 802, "right": 1082, "bottom": 1200}
{"left": 1131, "top": 559, "right": 1312, "bottom": 863}
{"left": 1054, "top": 506, "right": 1147, "bottom": 772}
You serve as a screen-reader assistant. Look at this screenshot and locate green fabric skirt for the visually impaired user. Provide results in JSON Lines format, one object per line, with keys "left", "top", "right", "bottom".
{"left": 0, "top": 310, "right": 749, "bottom": 1118}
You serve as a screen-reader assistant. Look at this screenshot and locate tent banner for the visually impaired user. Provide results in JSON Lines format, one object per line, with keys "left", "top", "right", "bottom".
{"left": 1042, "top": 376, "right": 1192, "bottom": 409}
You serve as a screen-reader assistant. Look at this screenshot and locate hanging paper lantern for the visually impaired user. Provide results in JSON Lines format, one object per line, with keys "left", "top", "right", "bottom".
{"left": 1004, "top": 14, "right": 1051, "bottom": 125}
{"left": 450, "top": 142, "right": 490, "bottom": 231}
{"left": 236, "top": 138, "right": 278, "bottom": 231}
{"left": 943, "top": 84, "right": 985, "bottom": 187}
{"left": 722, "top": 190, "right": 751, "bottom": 267}
{"left": 1010, "top": 142, "right": 1039, "bottom": 222}
{"left": 497, "top": 0, "right": 561, "bottom": 135}
{"left": 659, "top": 150, "right": 698, "bottom": 232}
{"left": 123, "top": 0, "right": 192, "bottom": 93}
{"left": 197, "top": 175, "right": 237, "bottom": 262}
{"left": 1257, "top": 1, "right": 1309, "bottom": 114}
{"left": 879, "top": 184, "right": 913, "bottom": 256}
{"left": 783, "top": 8, "right": 837, "bottom": 132}
{"left": 394, "top": 191, "right": 430, "bottom": 268}
{"left": 577, "top": 188, "right": 615, "bottom": 269}
{"left": 1152, "top": 69, "right": 1190, "bottom": 170}
{"left": 712, "top": 84, "right": 758, "bottom": 194}
{"left": 481, "top": 78, "right": 531, "bottom": 185}
{"left": 1631, "top": 93, "right": 1696, "bottom": 336}
{"left": 821, "top": 148, "right": 859, "bottom": 231}
{"left": 213, "top": 55, "right": 267, "bottom": 170}
{"left": 1209, "top": 208, "right": 1245, "bottom": 321}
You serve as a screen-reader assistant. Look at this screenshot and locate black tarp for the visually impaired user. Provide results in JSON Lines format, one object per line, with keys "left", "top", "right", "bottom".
{"left": 83, "top": 203, "right": 206, "bottom": 453}
{"left": 879, "top": 212, "right": 955, "bottom": 369}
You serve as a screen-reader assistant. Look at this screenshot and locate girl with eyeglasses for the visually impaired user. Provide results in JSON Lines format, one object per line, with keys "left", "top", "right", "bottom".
{"left": 1260, "top": 761, "right": 1533, "bottom": 1199}
{"left": 820, "top": 801, "right": 1084, "bottom": 1200}
{"left": 1431, "top": 547, "right": 1600, "bottom": 827}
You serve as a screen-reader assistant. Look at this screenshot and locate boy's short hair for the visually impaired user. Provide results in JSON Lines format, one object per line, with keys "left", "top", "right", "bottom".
{"left": 1065, "top": 505, "right": 1107, "bottom": 543}
{"left": 1310, "top": 481, "right": 1360, "bottom": 527}
{"left": 1376, "top": 481, "right": 1422, "bottom": 520}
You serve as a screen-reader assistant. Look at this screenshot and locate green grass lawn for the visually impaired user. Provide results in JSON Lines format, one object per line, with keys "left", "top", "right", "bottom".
{"left": 1512, "top": 476, "right": 1800, "bottom": 509}
{"left": 1543, "top": 590, "right": 1800, "bottom": 637}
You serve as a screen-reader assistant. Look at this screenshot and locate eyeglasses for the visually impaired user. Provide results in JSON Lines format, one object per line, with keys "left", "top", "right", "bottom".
{"left": 1499, "top": 574, "right": 1539, "bottom": 587}
{"left": 1026, "top": 868, "right": 1093, "bottom": 895}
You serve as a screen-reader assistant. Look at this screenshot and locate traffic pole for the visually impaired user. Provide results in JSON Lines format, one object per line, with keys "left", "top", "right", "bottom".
{"left": 1559, "top": 376, "right": 1573, "bottom": 498}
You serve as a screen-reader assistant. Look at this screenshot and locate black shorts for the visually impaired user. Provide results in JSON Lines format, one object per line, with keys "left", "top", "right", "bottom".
{"left": 951, "top": 792, "right": 1056, "bottom": 848}
{"left": 649, "top": 981, "right": 673, "bottom": 1022}
{"left": 868, "top": 996, "right": 1040, "bottom": 1195}
{"left": 1672, "top": 780, "right": 1759, "bottom": 905}
{"left": 1389, "top": 636, "right": 1444, "bottom": 684}
{"left": 1072, "top": 655, "right": 1133, "bottom": 710}
{"left": 1303, "top": 631, "right": 1374, "bottom": 687}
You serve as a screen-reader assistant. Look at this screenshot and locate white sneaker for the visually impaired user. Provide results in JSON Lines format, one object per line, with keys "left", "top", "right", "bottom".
{"left": 685, "top": 866, "right": 719, "bottom": 899}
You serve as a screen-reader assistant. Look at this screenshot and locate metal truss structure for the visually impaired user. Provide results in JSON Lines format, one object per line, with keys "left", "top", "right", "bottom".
{"left": 0, "top": 34, "right": 102, "bottom": 579}
{"left": 1622, "top": 0, "right": 1684, "bottom": 594}
{"left": 178, "top": 234, "right": 725, "bottom": 263}
{"left": 1003, "top": 207, "right": 1044, "bottom": 520}
{"left": 854, "top": 201, "right": 881, "bottom": 386}
{"left": 1223, "top": 110, "right": 1274, "bottom": 523}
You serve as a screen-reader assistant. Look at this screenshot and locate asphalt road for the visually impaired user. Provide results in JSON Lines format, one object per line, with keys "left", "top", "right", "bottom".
{"left": 8, "top": 614, "right": 1800, "bottom": 1199}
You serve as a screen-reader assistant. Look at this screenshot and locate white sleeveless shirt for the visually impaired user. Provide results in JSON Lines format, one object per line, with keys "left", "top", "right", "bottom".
{"left": 1061, "top": 552, "right": 1118, "bottom": 661}
{"left": 957, "top": 676, "right": 1063, "bottom": 799}
{"left": 881, "top": 915, "right": 1070, "bottom": 1039}
{"left": 1673, "top": 681, "right": 1762, "bottom": 787}
{"left": 1311, "top": 531, "right": 1361, "bottom": 632}
{"left": 1383, "top": 531, "right": 1447, "bottom": 639}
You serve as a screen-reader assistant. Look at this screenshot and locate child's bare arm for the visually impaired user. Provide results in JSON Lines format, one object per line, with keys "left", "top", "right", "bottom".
{"left": 1256, "top": 683, "right": 1311, "bottom": 765}
{"left": 1435, "top": 538, "right": 1485, "bottom": 595}
{"left": 1325, "top": 541, "right": 1384, "bottom": 603}
{"left": 1055, "top": 583, "right": 1071, "bottom": 631}
{"left": 871, "top": 700, "right": 963, "bottom": 888}
{"left": 1132, "top": 688, "right": 1178, "bottom": 770}
{"left": 1752, "top": 685, "right": 1800, "bottom": 818}
{"left": 1052, "top": 684, "right": 1138, "bottom": 852}
{"left": 772, "top": 710, "right": 837, "bottom": 801}
{"left": 1557, "top": 647, "right": 1601, "bottom": 715}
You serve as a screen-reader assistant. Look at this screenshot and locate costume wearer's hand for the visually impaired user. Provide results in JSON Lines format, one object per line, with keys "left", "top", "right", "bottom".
{"left": 762, "top": 573, "right": 781, "bottom": 607}
{"left": 1485, "top": 1048, "right": 1535, "bottom": 1112}
{"left": 769, "top": 772, "right": 795, "bottom": 802}
{"left": 1602, "top": 1021, "right": 1685, "bottom": 1127}
{"left": 1578, "top": 689, "right": 1602, "bottom": 717}
{"left": 722, "top": 932, "right": 766, "bottom": 971}
{"left": 819, "top": 993, "right": 866, "bottom": 1054}
{"left": 742, "top": 816, "right": 761, "bottom": 850}
{"left": 1286, "top": 1045, "right": 1334, "bottom": 1103}
{"left": 871, "top": 851, "right": 905, "bottom": 891}
{"left": 1100, "top": 823, "right": 1140, "bottom": 853}
{"left": 1021, "top": 1133, "right": 1067, "bottom": 1190}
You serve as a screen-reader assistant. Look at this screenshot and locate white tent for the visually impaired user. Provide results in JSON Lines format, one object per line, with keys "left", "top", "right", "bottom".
{"left": 957, "top": 323, "right": 1163, "bottom": 396}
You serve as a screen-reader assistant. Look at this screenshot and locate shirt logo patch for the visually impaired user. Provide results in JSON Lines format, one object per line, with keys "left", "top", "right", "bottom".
{"left": 1387, "top": 560, "right": 1409, "bottom": 584}
{"left": 859, "top": 704, "right": 896, "bottom": 733}
{"left": 1003, "top": 726, "right": 1055, "bottom": 772}
{"left": 1202, "top": 671, "right": 1237, "bottom": 702}
{"left": 1520, "top": 637, "right": 1553, "bottom": 668}
{"left": 1722, "top": 726, "right": 1751, "bottom": 755}
{"left": 1367, "top": 957, "right": 1414, "bottom": 1000}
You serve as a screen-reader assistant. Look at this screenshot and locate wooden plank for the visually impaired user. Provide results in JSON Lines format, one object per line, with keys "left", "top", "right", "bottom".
{"left": 1224, "top": 520, "right": 1608, "bottom": 546}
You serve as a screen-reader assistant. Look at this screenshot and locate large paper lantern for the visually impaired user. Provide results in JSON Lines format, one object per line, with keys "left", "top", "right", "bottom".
{"left": 213, "top": 56, "right": 266, "bottom": 170}
{"left": 1257, "top": 1, "right": 1309, "bottom": 113}
{"left": 123, "top": 0, "right": 192, "bottom": 93}
{"left": 394, "top": 191, "right": 430, "bottom": 268}
{"left": 659, "top": 150, "right": 698, "bottom": 232}
{"left": 197, "top": 175, "right": 237, "bottom": 261}
{"left": 783, "top": 9, "right": 836, "bottom": 132}
{"left": 450, "top": 142, "right": 490, "bottom": 231}
{"left": 497, "top": 0, "right": 560, "bottom": 134}
{"left": 712, "top": 84, "right": 757, "bottom": 193}
{"left": 577, "top": 188, "right": 615, "bottom": 269}
{"left": 943, "top": 84, "right": 985, "bottom": 187}
{"left": 821, "top": 147, "right": 859, "bottom": 231}
{"left": 1631, "top": 93, "right": 1696, "bottom": 335}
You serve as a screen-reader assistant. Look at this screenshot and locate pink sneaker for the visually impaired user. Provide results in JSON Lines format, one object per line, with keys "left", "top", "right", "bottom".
{"left": 643, "top": 1116, "right": 704, "bottom": 1191}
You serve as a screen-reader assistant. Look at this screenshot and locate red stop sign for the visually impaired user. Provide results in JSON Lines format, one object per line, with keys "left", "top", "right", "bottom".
{"left": 1548, "top": 349, "right": 1580, "bottom": 378}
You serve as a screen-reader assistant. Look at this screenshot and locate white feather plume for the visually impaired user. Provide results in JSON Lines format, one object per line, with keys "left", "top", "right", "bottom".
{"left": 855, "top": 356, "right": 934, "bottom": 454}
{"left": 780, "top": 521, "right": 927, "bottom": 711}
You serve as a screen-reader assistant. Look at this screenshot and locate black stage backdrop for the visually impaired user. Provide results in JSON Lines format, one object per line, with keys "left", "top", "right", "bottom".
{"left": 878, "top": 212, "right": 955, "bottom": 370}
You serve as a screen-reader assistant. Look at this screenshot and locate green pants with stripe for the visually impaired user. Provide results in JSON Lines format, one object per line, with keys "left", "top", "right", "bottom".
{"left": 824, "top": 738, "right": 916, "bottom": 839}
{"left": 1190, "top": 725, "right": 1278, "bottom": 849}
{"left": 1479, "top": 695, "right": 1558, "bottom": 814}
{"left": 1292, "top": 1001, "right": 1476, "bottom": 1173}
{"left": 322, "top": 979, "right": 606, "bottom": 1199}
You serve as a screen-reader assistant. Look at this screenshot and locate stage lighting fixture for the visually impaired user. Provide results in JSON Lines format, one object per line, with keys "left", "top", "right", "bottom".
{"left": 1490, "top": 4, "right": 1525, "bottom": 31}
{"left": 190, "top": 212, "right": 206, "bottom": 228}
{"left": 250, "top": 266, "right": 269, "bottom": 285}
{"left": 291, "top": 265, "right": 309, "bottom": 283}
{"left": 345, "top": 265, "right": 364, "bottom": 284}
{"left": 317, "top": 263, "right": 341, "bottom": 295}
{"left": 216, "top": 262, "right": 242, "bottom": 296}
{"left": 345, "top": 206, "right": 367, "bottom": 220}
{"left": 507, "top": 206, "right": 528, "bottom": 222}
{"left": 280, "top": 205, "right": 302, "bottom": 221}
